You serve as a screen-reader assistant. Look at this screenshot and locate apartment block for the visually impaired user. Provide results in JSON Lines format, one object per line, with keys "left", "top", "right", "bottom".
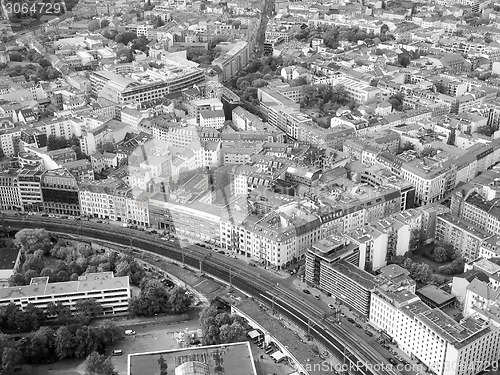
{"left": 435, "top": 213, "right": 492, "bottom": 261}
{"left": 41, "top": 168, "right": 81, "bottom": 216}
{"left": 370, "top": 285, "right": 500, "bottom": 375}
{"left": 0, "top": 272, "right": 130, "bottom": 315}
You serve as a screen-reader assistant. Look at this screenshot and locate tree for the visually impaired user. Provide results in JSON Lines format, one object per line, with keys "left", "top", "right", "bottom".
{"left": 55, "top": 326, "right": 77, "bottom": 360}
{"left": 420, "top": 147, "right": 437, "bottom": 158}
{"left": 85, "top": 352, "right": 116, "bottom": 375}
{"left": 28, "top": 326, "right": 55, "bottom": 363}
{"left": 115, "top": 32, "right": 137, "bottom": 45}
{"left": 476, "top": 125, "right": 494, "bottom": 137}
{"left": 75, "top": 299, "right": 103, "bottom": 323}
{"left": 168, "top": 287, "right": 193, "bottom": 313}
{"left": 47, "top": 135, "right": 70, "bottom": 151}
{"left": 438, "top": 258, "right": 465, "bottom": 275}
{"left": 14, "top": 228, "right": 51, "bottom": 255}
{"left": 389, "top": 93, "right": 404, "bottom": 112}
{"left": 219, "top": 322, "right": 246, "bottom": 343}
{"left": 398, "top": 53, "right": 411, "bottom": 67}
{"left": 409, "top": 262, "right": 432, "bottom": 284}
{"left": 88, "top": 19, "right": 101, "bottom": 32}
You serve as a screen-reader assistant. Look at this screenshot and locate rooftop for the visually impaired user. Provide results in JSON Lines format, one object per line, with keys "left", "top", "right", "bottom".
{"left": 128, "top": 342, "right": 257, "bottom": 375}
{"left": 0, "top": 272, "right": 129, "bottom": 300}
{"left": 417, "top": 309, "right": 489, "bottom": 347}
{"left": 416, "top": 285, "right": 455, "bottom": 306}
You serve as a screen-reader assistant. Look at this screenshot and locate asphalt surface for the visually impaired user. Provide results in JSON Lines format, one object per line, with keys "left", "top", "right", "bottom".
{"left": 6, "top": 215, "right": 400, "bottom": 375}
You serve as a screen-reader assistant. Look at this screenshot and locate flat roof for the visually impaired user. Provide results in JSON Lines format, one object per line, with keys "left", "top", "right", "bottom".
{"left": 0, "top": 272, "right": 129, "bottom": 301}
{"left": 417, "top": 284, "right": 455, "bottom": 305}
{"left": 128, "top": 342, "right": 257, "bottom": 375}
{"left": 0, "top": 247, "right": 19, "bottom": 270}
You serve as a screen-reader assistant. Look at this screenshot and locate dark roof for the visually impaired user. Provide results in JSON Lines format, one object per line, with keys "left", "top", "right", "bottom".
{"left": 0, "top": 247, "right": 19, "bottom": 270}
{"left": 455, "top": 269, "right": 490, "bottom": 283}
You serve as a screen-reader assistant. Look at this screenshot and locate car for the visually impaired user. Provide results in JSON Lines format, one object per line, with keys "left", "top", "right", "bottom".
{"left": 96, "top": 220, "right": 103, "bottom": 223}
{"left": 217, "top": 250, "right": 225, "bottom": 254}
{"left": 112, "top": 350, "right": 123, "bottom": 356}
{"left": 355, "top": 323, "right": 362, "bottom": 329}
{"left": 122, "top": 223, "right": 128, "bottom": 228}
{"left": 347, "top": 317, "right": 355, "bottom": 323}
{"left": 249, "top": 263, "right": 257, "bottom": 267}
{"left": 41, "top": 213, "right": 48, "bottom": 217}
{"left": 150, "top": 230, "right": 158, "bottom": 234}
{"left": 396, "top": 356, "right": 404, "bottom": 362}
{"left": 382, "top": 344, "right": 390, "bottom": 350}
{"left": 124, "top": 330, "right": 136, "bottom": 336}
{"left": 60, "top": 216, "right": 68, "bottom": 219}
{"left": 302, "top": 289, "right": 311, "bottom": 294}
{"left": 328, "top": 304, "right": 335, "bottom": 309}
{"left": 314, "top": 295, "right": 320, "bottom": 300}
{"left": 340, "top": 312, "right": 346, "bottom": 317}
{"left": 364, "top": 330, "right": 373, "bottom": 337}
{"left": 388, "top": 358, "right": 398, "bottom": 366}
{"left": 389, "top": 348, "right": 396, "bottom": 355}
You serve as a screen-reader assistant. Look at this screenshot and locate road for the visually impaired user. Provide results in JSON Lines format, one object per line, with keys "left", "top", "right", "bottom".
{"left": 254, "top": 0, "right": 274, "bottom": 57}
{"left": 5, "top": 216, "right": 401, "bottom": 375}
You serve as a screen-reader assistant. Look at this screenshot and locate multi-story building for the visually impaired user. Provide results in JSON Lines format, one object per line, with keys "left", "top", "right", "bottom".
{"left": 451, "top": 171, "right": 500, "bottom": 237}
{"left": 212, "top": 41, "right": 249, "bottom": 82}
{"left": 435, "top": 213, "right": 492, "bottom": 261}
{"left": 398, "top": 154, "right": 457, "bottom": 206}
{"left": 0, "top": 169, "right": 21, "bottom": 211}
{"left": 17, "top": 169, "right": 43, "bottom": 212}
{"left": 78, "top": 178, "right": 128, "bottom": 221}
{"left": 90, "top": 64, "right": 205, "bottom": 104}
{"left": 0, "top": 272, "right": 130, "bottom": 316}
{"left": 41, "top": 168, "right": 81, "bottom": 216}
{"left": 199, "top": 110, "right": 225, "bottom": 129}
{"left": 149, "top": 193, "right": 222, "bottom": 245}
{"left": 370, "top": 285, "right": 500, "bottom": 375}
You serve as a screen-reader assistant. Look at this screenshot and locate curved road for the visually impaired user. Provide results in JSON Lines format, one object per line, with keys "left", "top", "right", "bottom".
{"left": 6, "top": 216, "right": 399, "bottom": 375}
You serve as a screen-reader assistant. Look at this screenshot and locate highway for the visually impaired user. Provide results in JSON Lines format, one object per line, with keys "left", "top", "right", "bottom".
{"left": 5, "top": 216, "right": 399, "bottom": 375}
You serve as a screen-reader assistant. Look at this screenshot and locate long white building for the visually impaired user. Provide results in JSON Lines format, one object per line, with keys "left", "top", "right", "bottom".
{"left": 370, "top": 284, "right": 500, "bottom": 375}
{"left": 0, "top": 272, "right": 130, "bottom": 315}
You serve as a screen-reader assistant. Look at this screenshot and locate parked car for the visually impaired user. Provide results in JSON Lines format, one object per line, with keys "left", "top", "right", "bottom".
{"left": 96, "top": 220, "right": 103, "bottom": 223}
{"left": 302, "top": 289, "right": 311, "bottom": 295}
{"left": 112, "top": 350, "right": 123, "bottom": 356}
{"left": 382, "top": 344, "right": 390, "bottom": 350}
{"left": 327, "top": 304, "right": 335, "bottom": 309}
{"left": 340, "top": 312, "right": 345, "bottom": 317}
{"left": 124, "top": 330, "right": 136, "bottom": 336}
{"left": 314, "top": 295, "right": 320, "bottom": 300}
{"left": 355, "top": 323, "right": 362, "bottom": 329}
{"left": 347, "top": 317, "right": 355, "bottom": 323}
{"left": 364, "top": 330, "right": 373, "bottom": 337}
{"left": 388, "top": 357, "right": 398, "bottom": 366}
{"left": 41, "top": 213, "right": 48, "bottom": 217}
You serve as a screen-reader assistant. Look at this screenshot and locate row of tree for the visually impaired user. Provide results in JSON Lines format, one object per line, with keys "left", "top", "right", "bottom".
{"left": 295, "top": 25, "right": 393, "bottom": 49}
{"left": 47, "top": 134, "right": 87, "bottom": 160}
{"left": 0, "top": 298, "right": 103, "bottom": 333}
{"left": 129, "top": 279, "right": 193, "bottom": 317}
{"left": 11, "top": 229, "right": 146, "bottom": 287}
{"left": 199, "top": 305, "right": 248, "bottom": 345}
{"left": 0, "top": 319, "right": 120, "bottom": 373}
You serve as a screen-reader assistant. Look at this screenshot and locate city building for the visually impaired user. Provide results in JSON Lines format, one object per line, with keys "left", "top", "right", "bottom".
{"left": 41, "top": 168, "right": 81, "bottom": 216}
{"left": 0, "top": 272, "right": 130, "bottom": 315}
{"left": 128, "top": 342, "right": 257, "bottom": 375}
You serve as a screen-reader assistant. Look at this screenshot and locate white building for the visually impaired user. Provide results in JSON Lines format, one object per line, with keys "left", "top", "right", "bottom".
{"left": 199, "top": 110, "right": 225, "bottom": 129}
{"left": 370, "top": 286, "right": 500, "bottom": 375}
{"left": 0, "top": 272, "right": 130, "bottom": 315}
